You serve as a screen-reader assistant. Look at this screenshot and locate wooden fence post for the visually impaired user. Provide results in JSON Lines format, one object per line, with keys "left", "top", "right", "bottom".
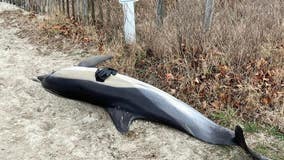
{"left": 106, "top": 0, "right": 111, "bottom": 26}
{"left": 62, "top": 0, "right": 65, "bottom": 14}
{"left": 75, "top": 0, "right": 80, "bottom": 21}
{"left": 204, "top": 0, "right": 214, "bottom": 32}
{"left": 90, "top": 0, "right": 96, "bottom": 25}
{"left": 98, "top": 0, "right": 104, "bottom": 28}
{"left": 47, "top": 0, "right": 52, "bottom": 14}
{"left": 71, "top": 0, "right": 75, "bottom": 19}
{"left": 156, "top": 0, "right": 165, "bottom": 27}
{"left": 82, "top": 0, "right": 88, "bottom": 24}
{"left": 66, "top": 0, "right": 70, "bottom": 17}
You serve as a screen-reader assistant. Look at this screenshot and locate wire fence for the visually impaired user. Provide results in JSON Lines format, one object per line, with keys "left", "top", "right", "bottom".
{"left": 0, "top": 0, "right": 106, "bottom": 25}
{"left": 0, "top": 0, "right": 215, "bottom": 44}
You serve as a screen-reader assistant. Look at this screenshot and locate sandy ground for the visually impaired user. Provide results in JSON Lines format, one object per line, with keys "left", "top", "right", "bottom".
{"left": 0, "top": 2, "right": 281, "bottom": 160}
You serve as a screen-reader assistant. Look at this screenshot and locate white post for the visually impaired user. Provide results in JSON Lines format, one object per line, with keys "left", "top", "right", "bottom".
{"left": 119, "top": 0, "right": 138, "bottom": 44}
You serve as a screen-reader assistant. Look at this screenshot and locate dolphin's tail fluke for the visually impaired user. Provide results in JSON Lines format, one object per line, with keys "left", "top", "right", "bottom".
{"left": 233, "top": 126, "right": 269, "bottom": 160}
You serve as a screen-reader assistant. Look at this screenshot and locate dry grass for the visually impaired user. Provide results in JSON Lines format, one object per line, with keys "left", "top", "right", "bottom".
{"left": 7, "top": 0, "right": 283, "bottom": 132}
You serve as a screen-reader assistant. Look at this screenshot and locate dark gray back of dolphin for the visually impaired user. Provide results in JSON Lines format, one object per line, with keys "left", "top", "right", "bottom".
{"left": 78, "top": 55, "right": 113, "bottom": 67}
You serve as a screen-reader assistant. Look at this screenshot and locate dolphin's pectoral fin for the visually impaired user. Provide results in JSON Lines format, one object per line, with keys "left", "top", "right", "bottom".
{"left": 106, "top": 106, "right": 139, "bottom": 133}
{"left": 78, "top": 55, "right": 113, "bottom": 67}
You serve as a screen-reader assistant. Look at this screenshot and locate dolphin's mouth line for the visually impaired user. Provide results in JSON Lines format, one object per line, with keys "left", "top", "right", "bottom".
{"left": 31, "top": 77, "right": 41, "bottom": 83}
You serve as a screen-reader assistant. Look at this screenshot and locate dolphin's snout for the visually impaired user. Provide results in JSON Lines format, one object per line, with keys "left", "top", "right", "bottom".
{"left": 32, "top": 74, "right": 49, "bottom": 83}
{"left": 37, "top": 74, "right": 49, "bottom": 82}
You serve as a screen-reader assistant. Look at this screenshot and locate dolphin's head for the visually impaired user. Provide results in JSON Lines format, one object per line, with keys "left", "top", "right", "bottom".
{"left": 35, "top": 70, "right": 57, "bottom": 83}
{"left": 34, "top": 67, "right": 101, "bottom": 99}
{"left": 33, "top": 67, "right": 99, "bottom": 85}
{"left": 34, "top": 54, "right": 113, "bottom": 84}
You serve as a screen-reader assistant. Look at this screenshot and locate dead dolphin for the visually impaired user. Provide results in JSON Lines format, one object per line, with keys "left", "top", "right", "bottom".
{"left": 36, "top": 55, "right": 268, "bottom": 160}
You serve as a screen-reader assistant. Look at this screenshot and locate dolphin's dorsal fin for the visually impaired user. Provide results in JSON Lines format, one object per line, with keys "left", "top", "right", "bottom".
{"left": 78, "top": 55, "right": 113, "bottom": 67}
{"left": 106, "top": 104, "right": 140, "bottom": 133}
